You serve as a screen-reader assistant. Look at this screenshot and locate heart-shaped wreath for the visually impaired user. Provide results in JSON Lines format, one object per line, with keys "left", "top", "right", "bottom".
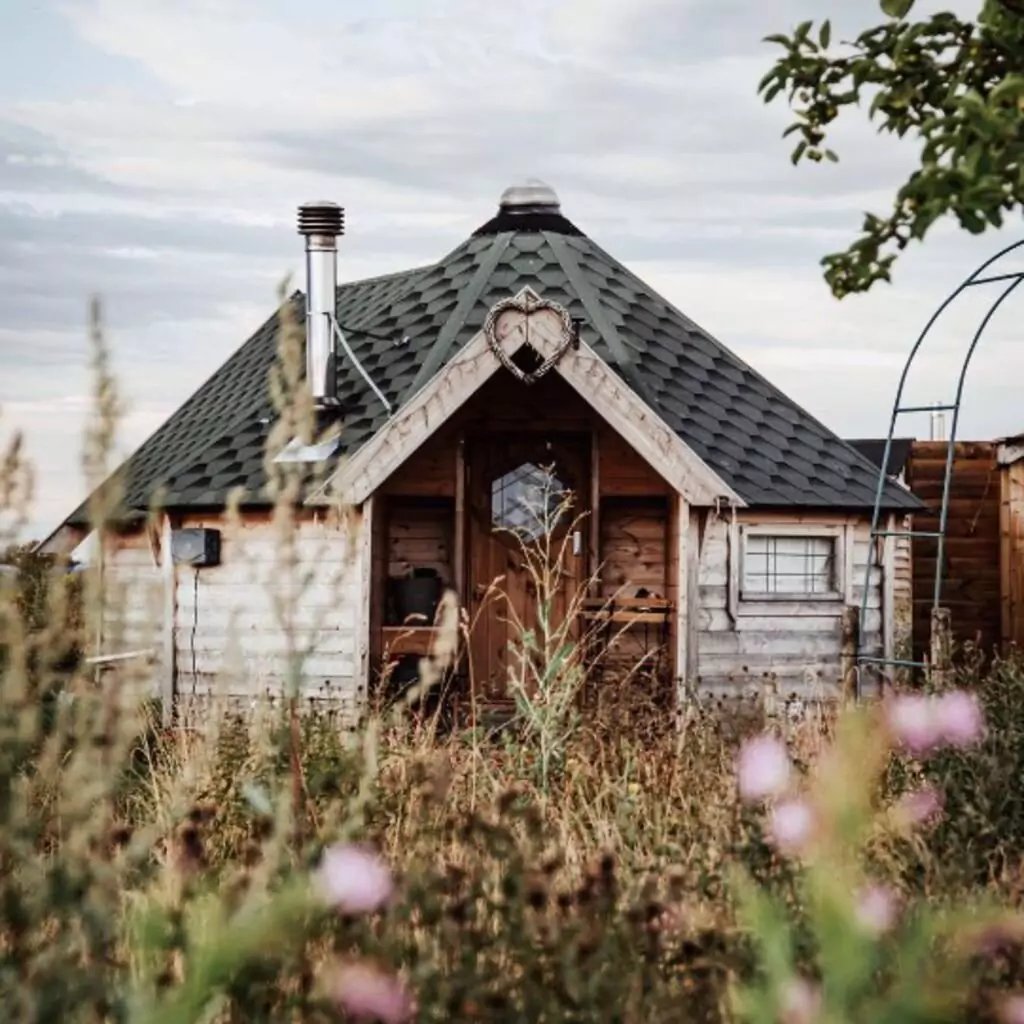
{"left": 483, "top": 293, "right": 575, "bottom": 385}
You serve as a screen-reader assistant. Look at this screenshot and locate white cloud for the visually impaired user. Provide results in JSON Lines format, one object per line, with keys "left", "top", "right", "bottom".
{"left": 2, "top": 0, "right": 1022, "bottom": 540}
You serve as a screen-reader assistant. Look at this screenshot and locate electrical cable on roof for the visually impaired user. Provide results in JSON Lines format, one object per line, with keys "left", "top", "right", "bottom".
{"left": 332, "top": 319, "right": 392, "bottom": 416}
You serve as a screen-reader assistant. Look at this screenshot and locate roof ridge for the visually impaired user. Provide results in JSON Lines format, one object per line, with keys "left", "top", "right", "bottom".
{"left": 542, "top": 230, "right": 660, "bottom": 409}
{"left": 401, "top": 231, "right": 515, "bottom": 401}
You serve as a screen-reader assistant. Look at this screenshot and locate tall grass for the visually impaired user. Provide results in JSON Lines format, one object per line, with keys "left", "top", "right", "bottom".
{"left": 3, "top": 297, "right": 1024, "bottom": 1021}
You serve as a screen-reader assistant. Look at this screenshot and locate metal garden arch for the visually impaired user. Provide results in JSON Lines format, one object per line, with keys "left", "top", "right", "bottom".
{"left": 856, "top": 237, "right": 1024, "bottom": 694}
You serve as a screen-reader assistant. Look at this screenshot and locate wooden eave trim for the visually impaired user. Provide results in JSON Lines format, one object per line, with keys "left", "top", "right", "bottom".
{"left": 308, "top": 286, "right": 744, "bottom": 509}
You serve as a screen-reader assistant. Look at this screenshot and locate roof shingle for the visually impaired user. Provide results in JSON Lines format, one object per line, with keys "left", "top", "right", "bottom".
{"left": 65, "top": 197, "right": 919, "bottom": 526}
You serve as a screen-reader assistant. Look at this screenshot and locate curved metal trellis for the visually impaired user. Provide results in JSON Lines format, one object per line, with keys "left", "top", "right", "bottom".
{"left": 856, "top": 238, "right": 1024, "bottom": 693}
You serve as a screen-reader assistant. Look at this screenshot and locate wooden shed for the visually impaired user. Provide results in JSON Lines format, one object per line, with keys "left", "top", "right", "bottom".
{"left": 886, "top": 437, "right": 1024, "bottom": 658}
{"left": 44, "top": 183, "right": 920, "bottom": 716}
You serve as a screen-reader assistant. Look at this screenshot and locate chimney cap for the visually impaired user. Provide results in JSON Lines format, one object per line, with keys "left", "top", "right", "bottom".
{"left": 298, "top": 201, "right": 345, "bottom": 237}
{"left": 499, "top": 179, "right": 560, "bottom": 215}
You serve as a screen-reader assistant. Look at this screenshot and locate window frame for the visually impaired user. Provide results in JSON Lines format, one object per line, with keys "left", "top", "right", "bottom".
{"left": 737, "top": 523, "right": 846, "bottom": 606}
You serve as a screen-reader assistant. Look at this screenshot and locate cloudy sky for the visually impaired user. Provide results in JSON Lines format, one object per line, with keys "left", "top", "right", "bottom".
{"left": 1, "top": 0, "right": 1020, "bottom": 540}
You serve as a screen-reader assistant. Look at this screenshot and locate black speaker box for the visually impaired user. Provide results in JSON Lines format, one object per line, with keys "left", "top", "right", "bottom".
{"left": 170, "top": 528, "right": 221, "bottom": 567}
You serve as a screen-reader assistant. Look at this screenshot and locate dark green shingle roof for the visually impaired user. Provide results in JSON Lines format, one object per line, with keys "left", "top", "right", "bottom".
{"left": 65, "top": 198, "right": 918, "bottom": 526}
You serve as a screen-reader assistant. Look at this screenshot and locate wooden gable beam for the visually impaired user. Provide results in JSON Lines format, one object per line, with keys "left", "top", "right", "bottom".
{"left": 524, "top": 310, "right": 742, "bottom": 507}
{"left": 309, "top": 287, "right": 745, "bottom": 509}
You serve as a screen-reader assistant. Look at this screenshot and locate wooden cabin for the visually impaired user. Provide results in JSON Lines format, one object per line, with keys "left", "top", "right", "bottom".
{"left": 44, "top": 183, "right": 920, "bottom": 717}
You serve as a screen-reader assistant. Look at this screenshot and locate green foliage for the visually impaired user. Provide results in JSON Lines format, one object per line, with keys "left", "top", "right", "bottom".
{"left": 895, "top": 653, "right": 1024, "bottom": 889}
{"left": 759, "top": 1, "right": 1024, "bottom": 296}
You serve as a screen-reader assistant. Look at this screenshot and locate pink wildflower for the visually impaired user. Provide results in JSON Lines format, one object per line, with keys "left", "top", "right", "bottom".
{"left": 854, "top": 884, "right": 899, "bottom": 936}
{"left": 325, "top": 960, "right": 413, "bottom": 1024}
{"left": 316, "top": 843, "right": 394, "bottom": 915}
{"left": 737, "top": 735, "right": 791, "bottom": 803}
{"left": 893, "top": 785, "right": 944, "bottom": 828}
{"left": 885, "top": 695, "right": 940, "bottom": 756}
{"left": 934, "top": 690, "right": 984, "bottom": 747}
{"left": 999, "top": 994, "right": 1024, "bottom": 1024}
{"left": 780, "top": 976, "right": 821, "bottom": 1024}
{"left": 768, "top": 798, "right": 815, "bottom": 856}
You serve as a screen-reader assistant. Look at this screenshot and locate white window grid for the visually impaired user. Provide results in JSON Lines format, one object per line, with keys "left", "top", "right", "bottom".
{"left": 742, "top": 533, "right": 839, "bottom": 598}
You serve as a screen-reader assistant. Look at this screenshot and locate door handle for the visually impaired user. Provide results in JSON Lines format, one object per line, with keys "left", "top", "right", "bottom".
{"left": 572, "top": 530, "right": 582, "bottom": 556}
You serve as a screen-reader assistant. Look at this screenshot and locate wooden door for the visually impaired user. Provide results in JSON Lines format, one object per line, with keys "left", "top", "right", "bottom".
{"left": 467, "top": 434, "right": 589, "bottom": 701}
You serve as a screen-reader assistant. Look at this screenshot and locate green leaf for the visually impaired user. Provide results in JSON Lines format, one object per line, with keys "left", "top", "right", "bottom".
{"left": 880, "top": 0, "right": 914, "bottom": 17}
{"left": 819, "top": 20, "right": 832, "bottom": 49}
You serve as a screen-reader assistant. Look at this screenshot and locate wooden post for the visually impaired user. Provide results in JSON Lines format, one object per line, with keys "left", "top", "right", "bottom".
{"left": 160, "top": 514, "right": 176, "bottom": 726}
{"left": 840, "top": 604, "right": 859, "bottom": 702}
{"left": 671, "top": 494, "right": 690, "bottom": 709}
{"left": 356, "top": 496, "right": 375, "bottom": 694}
{"left": 882, "top": 513, "right": 896, "bottom": 666}
{"left": 1001, "top": 460, "right": 1011, "bottom": 651}
{"left": 588, "top": 429, "right": 600, "bottom": 595}
{"left": 929, "top": 606, "right": 953, "bottom": 688}
{"left": 454, "top": 436, "right": 466, "bottom": 602}
{"left": 686, "top": 511, "right": 700, "bottom": 686}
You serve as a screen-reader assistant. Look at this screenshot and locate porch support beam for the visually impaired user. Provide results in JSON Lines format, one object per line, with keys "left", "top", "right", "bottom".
{"left": 670, "top": 494, "right": 691, "bottom": 705}
{"left": 454, "top": 436, "right": 466, "bottom": 603}
{"left": 356, "top": 496, "right": 375, "bottom": 692}
{"left": 160, "top": 514, "right": 176, "bottom": 726}
{"left": 589, "top": 428, "right": 600, "bottom": 595}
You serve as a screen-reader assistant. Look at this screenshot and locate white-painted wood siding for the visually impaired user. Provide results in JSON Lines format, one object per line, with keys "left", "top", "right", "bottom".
{"left": 694, "top": 510, "right": 883, "bottom": 698}
{"left": 104, "top": 535, "right": 164, "bottom": 692}
{"left": 106, "top": 510, "right": 367, "bottom": 712}
{"left": 172, "top": 512, "right": 365, "bottom": 709}
{"left": 892, "top": 520, "right": 913, "bottom": 654}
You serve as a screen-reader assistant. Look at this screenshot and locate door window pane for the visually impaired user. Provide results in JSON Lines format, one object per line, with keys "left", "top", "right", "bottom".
{"left": 491, "top": 462, "right": 567, "bottom": 540}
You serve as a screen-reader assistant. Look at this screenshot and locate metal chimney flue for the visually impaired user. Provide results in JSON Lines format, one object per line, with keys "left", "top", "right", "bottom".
{"left": 298, "top": 201, "right": 344, "bottom": 407}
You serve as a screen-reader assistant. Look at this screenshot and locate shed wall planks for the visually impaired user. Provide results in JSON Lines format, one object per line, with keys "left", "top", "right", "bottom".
{"left": 105, "top": 531, "right": 164, "bottom": 695}
{"left": 598, "top": 498, "right": 669, "bottom": 597}
{"left": 168, "top": 511, "right": 366, "bottom": 709}
{"left": 694, "top": 512, "right": 882, "bottom": 698}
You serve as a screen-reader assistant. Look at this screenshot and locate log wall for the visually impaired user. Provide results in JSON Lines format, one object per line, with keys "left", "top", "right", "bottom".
{"left": 386, "top": 500, "right": 454, "bottom": 585}
{"left": 598, "top": 498, "right": 669, "bottom": 598}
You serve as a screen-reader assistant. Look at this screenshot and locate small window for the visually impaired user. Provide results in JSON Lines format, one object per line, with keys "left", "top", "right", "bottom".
{"left": 490, "top": 462, "right": 567, "bottom": 540}
{"left": 743, "top": 534, "right": 837, "bottom": 597}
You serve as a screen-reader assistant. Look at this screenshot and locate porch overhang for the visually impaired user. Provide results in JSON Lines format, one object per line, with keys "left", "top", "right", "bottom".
{"left": 307, "top": 287, "right": 745, "bottom": 510}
